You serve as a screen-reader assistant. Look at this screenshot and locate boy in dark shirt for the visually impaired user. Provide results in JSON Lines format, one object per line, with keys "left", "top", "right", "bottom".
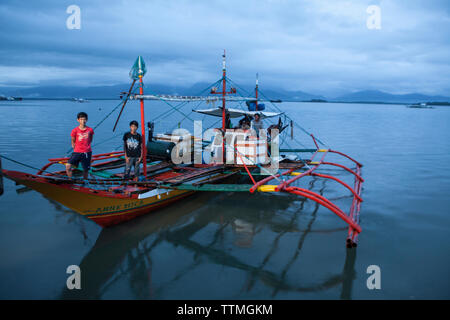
{"left": 123, "top": 120, "right": 143, "bottom": 181}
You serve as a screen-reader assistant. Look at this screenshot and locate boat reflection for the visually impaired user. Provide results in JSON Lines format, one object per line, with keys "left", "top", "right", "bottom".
{"left": 53, "top": 178, "right": 357, "bottom": 299}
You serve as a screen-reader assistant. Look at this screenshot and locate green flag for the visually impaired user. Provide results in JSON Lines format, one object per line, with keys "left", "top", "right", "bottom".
{"left": 129, "top": 56, "right": 147, "bottom": 80}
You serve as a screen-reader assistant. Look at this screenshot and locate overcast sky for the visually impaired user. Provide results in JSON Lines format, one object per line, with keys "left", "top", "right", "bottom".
{"left": 0, "top": 0, "right": 449, "bottom": 97}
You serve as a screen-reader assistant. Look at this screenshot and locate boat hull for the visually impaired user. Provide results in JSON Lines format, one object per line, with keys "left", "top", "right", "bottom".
{"left": 2, "top": 170, "right": 194, "bottom": 227}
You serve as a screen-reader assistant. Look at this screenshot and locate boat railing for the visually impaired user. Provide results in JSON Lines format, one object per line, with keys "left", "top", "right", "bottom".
{"left": 37, "top": 151, "right": 125, "bottom": 175}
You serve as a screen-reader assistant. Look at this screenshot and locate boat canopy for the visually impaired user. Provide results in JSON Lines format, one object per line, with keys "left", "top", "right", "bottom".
{"left": 193, "top": 107, "right": 283, "bottom": 119}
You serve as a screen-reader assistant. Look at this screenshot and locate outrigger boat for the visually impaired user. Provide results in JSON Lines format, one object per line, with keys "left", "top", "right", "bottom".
{"left": 406, "top": 102, "right": 433, "bottom": 109}
{"left": 0, "top": 52, "right": 364, "bottom": 247}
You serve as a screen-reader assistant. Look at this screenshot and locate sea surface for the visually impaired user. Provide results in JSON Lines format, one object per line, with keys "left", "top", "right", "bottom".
{"left": 0, "top": 99, "right": 449, "bottom": 299}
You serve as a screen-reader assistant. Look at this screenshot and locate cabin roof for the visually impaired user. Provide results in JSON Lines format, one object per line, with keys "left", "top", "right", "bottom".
{"left": 192, "top": 107, "right": 283, "bottom": 119}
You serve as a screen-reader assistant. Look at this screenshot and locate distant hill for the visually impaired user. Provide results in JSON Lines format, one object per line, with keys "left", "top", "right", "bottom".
{"left": 255, "top": 88, "right": 325, "bottom": 102}
{"left": 0, "top": 85, "right": 448, "bottom": 104}
{"left": 0, "top": 83, "right": 182, "bottom": 99}
{"left": 332, "top": 90, "right": 450, "bottom": 104}
{"left": 0, "top": 82, "right": 325, "bottom": 101}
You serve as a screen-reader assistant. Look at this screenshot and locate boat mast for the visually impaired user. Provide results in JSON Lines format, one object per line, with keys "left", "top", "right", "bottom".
{"left": 222, "top": 50, "right": 226, "bottom": 131}
{"left": 138, "top": 58, "right": 147, "bottom": 177}
{"left": 221, "top": 50, "right": 226, "bottom": 162}
{"left": 255, "top": 73, "right": 259, "bottom": 111}
{"left": 209, "top": 50, "right": 235, "bottom": 163}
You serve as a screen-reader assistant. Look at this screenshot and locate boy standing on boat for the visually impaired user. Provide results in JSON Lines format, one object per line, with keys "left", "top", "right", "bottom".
{"left": 66, "top": 112, "right": 94, "bottom": 180}
{"left": 123, "top": 120, "right": 143, "bottom": 181}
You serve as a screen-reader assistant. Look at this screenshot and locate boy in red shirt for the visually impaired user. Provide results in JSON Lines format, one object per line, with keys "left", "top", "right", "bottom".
{"left": 66, "top": 112, "right": 94, "bottom": 180}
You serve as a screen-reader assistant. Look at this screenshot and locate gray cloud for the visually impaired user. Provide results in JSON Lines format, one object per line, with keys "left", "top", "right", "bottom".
{"left": 0, "top": 0, "right": 449, "bottom": 97}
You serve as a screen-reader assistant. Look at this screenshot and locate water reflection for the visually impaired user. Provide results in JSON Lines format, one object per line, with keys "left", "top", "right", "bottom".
{"left": 59, "top": 192, "right": 220, "bottom": 299}
{"left": 340, "top": 248, "right": 357, "bottom": 300}
{"left": 3, "top": 100, "right": 449, "bottom": 299}
{"left": 36, "top": 197, "right": 91, "bottom": 245}
{"left": 43, "top": 178, "right": 357, "bottom": 299}
{"left": 232, "top": 219, "right": 256, "bottom": 248}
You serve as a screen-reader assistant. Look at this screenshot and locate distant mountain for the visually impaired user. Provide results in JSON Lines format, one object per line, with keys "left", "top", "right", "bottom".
{"left": 333, "top": 90, "right": 450, "bottom": 103}
{"left": 0, "top": 83, "right": 182, "bottom": 99}
{"left": 1, "top": 85, "right": 447, "bottom": 104}
{"left": 0, "top": 82, "right": 324, "bottom": 101}
{"left": 254, "top": 88, "right": 325, "bottom": 102}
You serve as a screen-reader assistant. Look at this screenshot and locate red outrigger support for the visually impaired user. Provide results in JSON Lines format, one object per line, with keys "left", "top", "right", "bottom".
{"left": 250, "top": 134, "right": 363, "bottom": 248}
{"left": 37, "top": 151, "right": 125, "bottom": 175}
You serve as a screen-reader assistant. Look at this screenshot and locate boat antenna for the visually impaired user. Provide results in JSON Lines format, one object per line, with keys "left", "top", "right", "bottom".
{"left": 255, "top": 72, "right": 259, "bottom": 111}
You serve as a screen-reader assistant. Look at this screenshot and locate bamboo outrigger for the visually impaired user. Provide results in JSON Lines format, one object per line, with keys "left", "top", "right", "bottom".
{"left": 1, "top": 52, "right": 363, "bottom": 247}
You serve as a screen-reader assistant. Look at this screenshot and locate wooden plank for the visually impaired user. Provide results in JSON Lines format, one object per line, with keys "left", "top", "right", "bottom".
{"left": 160, "top": 183, "right": 253, "bottom": 192}
{"left": 89, "top": 169, "right": 116, "bottom": 178}
{"left": 192, "top": 171, "right": 239, "bottom": 186}
{"left": 164, "top": 166, "right": 224, "bottom": 185}
{"left": 274, "top": 162, "right": 307, "bottom": 169}
{"left": 224, "top": 170, "right": 306, "bottom": 176}
{"left": 280, "top": 148, "right": 317, "bottom": 153}
{"left": 146, "top": 161, "right": 172, "bottom": 174}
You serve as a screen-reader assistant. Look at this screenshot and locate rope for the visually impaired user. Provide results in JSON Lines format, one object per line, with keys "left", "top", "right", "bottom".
{"left": 222, "top": 77, "right": 314, "bottom": 169}
{"left": 224, "top": 77, "right": 312, "bottom": 149}
{"left": 0, "top": 154, "right": 68, "bottom": 178}
{"left": 225, "top": 74, "right": 326, "bottom": 147}
{"left": 257, "top": 89, "right": 329, "bottom": 148}
{"left": 0, "top": 154, "right": 128, "bottom": 185}
{"left": 152, "top": 78, "right": 223, "bottom": 124}
{"left": 65, "top": 88, "right": 140, "bottom": 154}
{"left": 93, "top": 86, "right": 140, "bottom": 131}
{"left": 92, "top": 131, "right": 126, "bottom": 148}
{"left": 233, "top": 146, "right": 282, "bottom": 183}
{"left": 151, "top": 96, "right": 196, "bottom": 123}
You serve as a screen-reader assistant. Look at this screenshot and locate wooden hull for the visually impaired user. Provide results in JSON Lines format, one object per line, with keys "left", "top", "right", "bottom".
{"left": 2, "top": 170, "right": 194, "bottom": 227}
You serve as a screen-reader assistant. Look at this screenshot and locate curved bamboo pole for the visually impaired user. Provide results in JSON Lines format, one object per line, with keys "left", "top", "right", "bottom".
{"left": 320, "top": 161, "right": 364, "bottom": 182}
{"left": 310, "top": 172, "right": 363, "bottom": 202}
{"left": 284, "top": 186, "right": 362, "bottom": 234}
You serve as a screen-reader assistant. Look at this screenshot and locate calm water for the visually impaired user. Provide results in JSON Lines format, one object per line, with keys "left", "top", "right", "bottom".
{"left": 0, "top": 99, "right": 449, "bottom": 299}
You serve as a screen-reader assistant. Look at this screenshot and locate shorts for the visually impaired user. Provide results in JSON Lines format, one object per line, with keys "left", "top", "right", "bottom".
{"left": 68, "top": 152, "right": 92, "bottom": 171}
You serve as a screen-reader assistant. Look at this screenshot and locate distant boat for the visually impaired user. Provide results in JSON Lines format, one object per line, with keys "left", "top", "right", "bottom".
{"left": 72, "top": 98, "right": 89, "bottom": 103}
{"left": 406, "top": 102, "right": 433, "bottom": 109}
{"left": 3, "top": 96, "right": 22, "bottom": 101}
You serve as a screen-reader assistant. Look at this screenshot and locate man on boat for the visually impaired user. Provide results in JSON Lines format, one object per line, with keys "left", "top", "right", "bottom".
{"left": 66, "top": 112, "right": 94, "bottom": 180}
{"left": 250, "top": 113, "right": 264, "bottom": 137}
{"left": 225, "top": 112, "right": 233, "bottom": 129}
{"left": 123, "top": 120, "right": 143, "bottom": 181}
{"left": 238, "top": 115, "right": 251, "bottom": 130}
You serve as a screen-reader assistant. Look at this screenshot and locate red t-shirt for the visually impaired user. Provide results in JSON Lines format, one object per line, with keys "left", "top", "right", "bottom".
{"left": 71, "top": 126, "right": 94, "bottom": 153}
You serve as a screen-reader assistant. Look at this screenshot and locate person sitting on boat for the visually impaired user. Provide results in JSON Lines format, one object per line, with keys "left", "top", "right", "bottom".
{"left": 66, "top": 112, "right": 94, "bottom": 180}
{"left": 238, "top": 115, "right": 251, "bottom": 130}
{"left": 225, "top": 112, "right": 233, "bottom": 129}
{"left": 267, "top": 117, "right": 287, "bottom": 142}
{"left": 250, "top": 113, "right": 264, "bottom": 137}
{"left": 123, "top": 120, "right": 143, "bottom": 181}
